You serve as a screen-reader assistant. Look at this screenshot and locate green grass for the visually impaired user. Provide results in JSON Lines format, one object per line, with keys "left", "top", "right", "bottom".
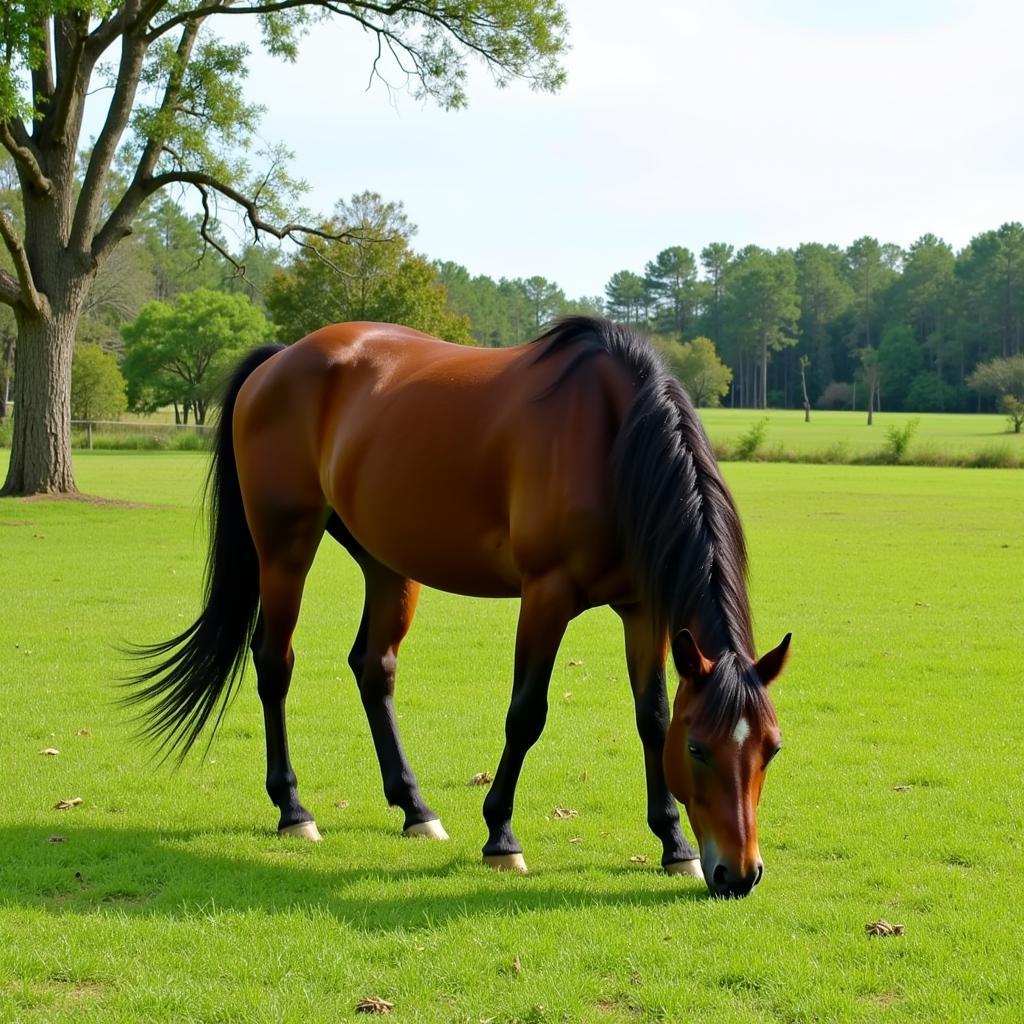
{"left": 697, "top": 407, "right": 1024, "bottom": 466}
{"left": 1, "top": 452, "right": 1022, "bottom": 1022}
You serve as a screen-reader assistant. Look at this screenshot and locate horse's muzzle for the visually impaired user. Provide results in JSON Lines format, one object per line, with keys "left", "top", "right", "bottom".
{"left": 708, "top": 860, "right": 763, "bottom": 898}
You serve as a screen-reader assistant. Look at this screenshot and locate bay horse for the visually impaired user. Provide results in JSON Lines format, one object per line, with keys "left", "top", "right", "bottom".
{"left": 128, "top": 316, "right": 790, "bottom": 898}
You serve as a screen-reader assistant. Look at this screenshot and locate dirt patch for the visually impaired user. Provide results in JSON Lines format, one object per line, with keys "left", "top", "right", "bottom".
{"left": 863, "top": 991, "right": 901, "bottom": 1009}
{"left": 18, "top": 493, "right": 152, "bottom": 509}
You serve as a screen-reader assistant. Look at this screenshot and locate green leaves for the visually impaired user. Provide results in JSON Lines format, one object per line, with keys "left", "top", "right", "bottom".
{"left": 121, "top": 288, "right": 273, "bottom": 421}
{"left": 265, "top": 190, "right": 473, "bottom": 344}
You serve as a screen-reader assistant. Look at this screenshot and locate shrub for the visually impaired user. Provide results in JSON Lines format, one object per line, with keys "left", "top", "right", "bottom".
{"left": 883, "top": 418, "right": 920, "bottom": 462}
{"left": 734, "top": 417, "right": 770, "bottom": 460}
{"left": 816, "top": 381, "right": 853, "bottom": 410}
{"left": 1000, "top": 394, "right": 1024, "bottom": 434}
{"left": 0, "top": 418, "right": 11, "bottom": 449}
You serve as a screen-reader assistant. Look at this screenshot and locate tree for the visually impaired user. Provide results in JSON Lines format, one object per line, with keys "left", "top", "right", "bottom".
{"left": 846, "top": 237, "right": 898, "bottom": 349}
{"left": 795, "top": 242, "right": 851, "bottom": 395}
{"left": 859, "top": 346, "right": 881, "bottom": 425}
{"left": 122, "top": 288, "right": 271, "bottom": 424}
{"left": 656, "top": 335, "right": 732, "bottom": 407}
{"left": 699, "top": 242, "right": 733, "bottom": 349}
{"left": 877, "top": 323, "right": 922, "bottom": 410}
{"left": 0, "top": 2, "right": 568, "bottom": 495}
{"left": 604, "top": 270, "right": 648, "bottom": 325}
{"left": 724, "top": 247, "right": 799, "bottom": 408}
{"left": 265, "top": 192, "right": 472, "bottom": 345}
{"left": 798, "top": 355, "right": 811, "bottom": 422}
{"left": 968, "top": 355, "right": 1024, "bottom": 431}
{"left": 520, "top": 275, "right": 565, "bottom": 331}
{"left": 70, "top": 342, "right": 126, "bottom": 421}
{"left": 645, "top": 246, "right": 697, "bottom": 338}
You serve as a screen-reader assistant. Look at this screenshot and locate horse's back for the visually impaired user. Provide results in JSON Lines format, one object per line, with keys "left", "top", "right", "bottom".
{"left": 234, "top": 322, "right": 634, "bottom": 600}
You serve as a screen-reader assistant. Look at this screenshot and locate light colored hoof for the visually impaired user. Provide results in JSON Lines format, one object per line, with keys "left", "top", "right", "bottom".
{"left": 665, "top": 859, "right": 703, "bottom": 880}
{"left": 403, "top": 819, "right": 449, "bottom": 840}
{"left": 279, "top": 820, "right": 323, "bottom": 842}
{"left": 483, "top": 852, "right": 528, "bottom": 873}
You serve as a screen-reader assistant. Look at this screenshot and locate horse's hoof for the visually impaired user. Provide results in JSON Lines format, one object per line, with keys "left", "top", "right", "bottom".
{"left": 403, "top": 819, "right": 449, "bottom": 840}
{"left": 279, "top": 820, "right": 323, "bottom": 842}
{"left": 665, "top": 858, "right": 703, "bottom": 880}
{"left": 483, "top": 852, "right": 528, "bottom": 873}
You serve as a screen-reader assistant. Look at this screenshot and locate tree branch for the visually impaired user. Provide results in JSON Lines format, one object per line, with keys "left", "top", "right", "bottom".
{"left": 31, "top": 16, "right": 55, "bottom": 110}
{"left": 42, "top": 10, "right": 92, "bottom": 145}
{"left": 0, "top": 269, "right": 22, "bottom": 309}
{"left": 0, "top": 210, "right": 47, "bottom": 317}
{"left": 146, "top": 1, "right": 414, "bottom": 42}
{"left": 69, "top": 23, "right": 150, "bottom": 257}
{"left": 0, "top": 120, "right": 52, "bottom": 194}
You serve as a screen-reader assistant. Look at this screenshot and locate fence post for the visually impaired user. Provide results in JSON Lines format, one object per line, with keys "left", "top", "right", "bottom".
{"left": 87, "top": 422, "right": 93, "bottom": 450}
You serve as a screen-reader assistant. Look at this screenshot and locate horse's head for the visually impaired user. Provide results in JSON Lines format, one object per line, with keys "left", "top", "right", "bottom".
{"left": 664, "top": 629, "right": 790, "bottom": 898}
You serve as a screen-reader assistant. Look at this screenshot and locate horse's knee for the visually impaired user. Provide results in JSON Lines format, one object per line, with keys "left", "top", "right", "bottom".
{"left": 347, "top": 645, "right": 366, "bottom": 680}
{"left": 254, "top": 646, "right": 294, "bottom": 703}
{"left": 635, "top": 704, "right": 667, "bottom": 749}
{"left": 357, "top": 652, "right": 397, "bottom": 703}
{"left": 505, "top": 692, "right": 548, "bottom": 750}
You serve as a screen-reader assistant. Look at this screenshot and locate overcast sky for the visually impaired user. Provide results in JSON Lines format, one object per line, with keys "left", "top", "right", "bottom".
{"left": 235, "top": 0, "right": 1022, "bottom": 298}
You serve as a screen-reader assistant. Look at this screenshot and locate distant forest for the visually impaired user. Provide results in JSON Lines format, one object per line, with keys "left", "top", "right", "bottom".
{"left": 8, "top": 170, "right": 1019, "bottom": 418}
{"left": 438, "top": 227, "right": 1024, "bottom": 413}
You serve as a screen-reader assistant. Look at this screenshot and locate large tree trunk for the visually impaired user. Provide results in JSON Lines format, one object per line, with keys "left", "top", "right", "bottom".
{"left": 1, "top": 308, "right": 78, "bottom": 495}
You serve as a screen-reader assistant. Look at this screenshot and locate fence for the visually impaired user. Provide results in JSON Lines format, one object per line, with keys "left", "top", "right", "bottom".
{"left": 71, "top": 419, "right": 213, "bottom": 450}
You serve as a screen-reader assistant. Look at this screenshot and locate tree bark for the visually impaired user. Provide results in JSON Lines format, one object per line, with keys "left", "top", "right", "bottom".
{"left": 1, "top": 309, "right": 77, "bottom": 495}
{"left": 800, "top": 358, "right": 811, "bottom": 422}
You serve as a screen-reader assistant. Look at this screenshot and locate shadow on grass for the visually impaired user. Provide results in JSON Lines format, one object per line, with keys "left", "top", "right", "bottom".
{"left": 0, "top": 825, "right": 707, "bottom": 932}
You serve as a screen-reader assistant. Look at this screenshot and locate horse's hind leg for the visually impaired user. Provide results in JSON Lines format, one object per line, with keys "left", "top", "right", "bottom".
{"left": 250, "top": 507, "right": 327, "bottom": 840}
{"left": 348, "top": 557, "right": 445, "bottom": 838}
{"left": 616, "top": 605, "right": 700, "bottom": 876}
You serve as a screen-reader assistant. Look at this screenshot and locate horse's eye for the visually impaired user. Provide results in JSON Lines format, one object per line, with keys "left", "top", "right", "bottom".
{"left": 765, "top": 745, "right": 782, "bottom": 767}
{"left": 687, "top": 741, "right": 709, "bottom": 764}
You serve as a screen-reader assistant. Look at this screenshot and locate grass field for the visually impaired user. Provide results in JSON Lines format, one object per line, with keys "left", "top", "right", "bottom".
{"left": 31, "top": 407, "right": 1023, "bottom": 466}
{"left": 1, "top": 452, "right": 1021, "bottom": 1022}
{"left": 697, "top": 408, "right": 1024, "bottom": 464}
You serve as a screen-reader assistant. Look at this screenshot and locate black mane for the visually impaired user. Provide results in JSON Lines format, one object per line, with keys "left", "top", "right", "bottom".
{"left": 530, "top": 316, "right": 755, "bottom": 666}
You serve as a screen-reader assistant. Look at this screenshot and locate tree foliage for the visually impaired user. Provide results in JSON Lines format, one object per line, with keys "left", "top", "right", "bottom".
{"left": 122, "top": 287, "right": 272, "bottom": 423}
{"left": 265, "top": 191, "right": 472, "bottom": 344}
{"left": 655, "top": 336, "right": 732, "bottom": 408}
{"left": 70, "top": 343, "right": 127, "bottom": 421}
{"left": 0, "top": 0, "right": 568, "bottom": 494}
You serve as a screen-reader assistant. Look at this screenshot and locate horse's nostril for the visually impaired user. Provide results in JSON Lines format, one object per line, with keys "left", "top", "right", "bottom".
{"left": 753, "top": 863, "right": 764, "bottom": 887}
{"left": 713, "top": 864, "right": 728, "bottom": 888}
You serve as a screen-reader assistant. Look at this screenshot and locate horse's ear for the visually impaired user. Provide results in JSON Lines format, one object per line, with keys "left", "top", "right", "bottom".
{"left": 671, "top": 629, "right": 713, "bottom": 682}
{"left": 754, "top": 633, "right": 792, "bottom": 685}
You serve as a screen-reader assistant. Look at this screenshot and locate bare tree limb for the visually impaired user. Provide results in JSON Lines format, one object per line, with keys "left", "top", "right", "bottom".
{"left": 0, "top": 210, "right": 47, "bottom": 317}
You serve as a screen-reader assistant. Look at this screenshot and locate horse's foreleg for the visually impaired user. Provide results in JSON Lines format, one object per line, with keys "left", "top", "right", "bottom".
{"left": 482, "top": 573, "right": 575, "bottom": 873}
{"left": 251, "top": 510, "right": 325, "bottom": 840}
{"left": 617, "top": 605, "right": 701, "bottom": 876}
{"left": 350, "top": 563, "right": 445, "bottom": 838}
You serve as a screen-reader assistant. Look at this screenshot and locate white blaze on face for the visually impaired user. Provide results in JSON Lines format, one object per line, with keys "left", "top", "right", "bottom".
{"left": 732, "top": 716, "right": 751, "bottom": 748}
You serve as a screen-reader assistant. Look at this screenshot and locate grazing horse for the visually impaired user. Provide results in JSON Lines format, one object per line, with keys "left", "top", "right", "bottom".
{"left": 128, "top": 316, "right": 790, "bottom": 898}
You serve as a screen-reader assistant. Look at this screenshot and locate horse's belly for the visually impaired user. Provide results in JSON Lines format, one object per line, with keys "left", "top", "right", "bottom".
{"left": 329, "top": 437, "right": 521, "bottom": 597}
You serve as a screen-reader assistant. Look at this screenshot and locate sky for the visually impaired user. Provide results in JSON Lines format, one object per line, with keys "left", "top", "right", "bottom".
{"left": 228, "top": 0, "right": 1022, "bottom": 298}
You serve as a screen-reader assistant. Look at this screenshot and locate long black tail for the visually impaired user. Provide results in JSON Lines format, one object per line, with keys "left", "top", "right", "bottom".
{"left": 124, "top": 344, "right": 285, "bottom": 760}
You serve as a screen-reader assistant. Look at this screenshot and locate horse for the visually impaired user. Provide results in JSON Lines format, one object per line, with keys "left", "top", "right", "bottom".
{"left": 128, "top": 316, "right": 790, "bottom": 898}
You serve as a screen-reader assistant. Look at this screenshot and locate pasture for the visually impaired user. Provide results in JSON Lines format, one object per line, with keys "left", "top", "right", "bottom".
{"left": 0, "top": 452, "right": 1021, "bottom": 1022}
{"left": 698, "top": 408, "right": 1024, "bottom": 464}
